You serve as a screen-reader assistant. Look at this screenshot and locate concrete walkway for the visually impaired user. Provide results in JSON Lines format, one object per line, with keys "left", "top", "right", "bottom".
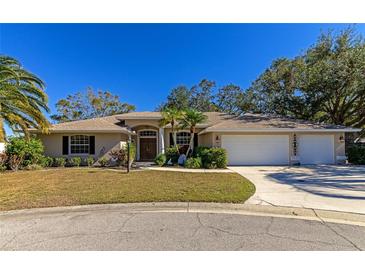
{"left": 143, "top": 166, "right": 234, "bottom": 173}
{"left": 230, "top": 165, "right": 365, "bottom": 214}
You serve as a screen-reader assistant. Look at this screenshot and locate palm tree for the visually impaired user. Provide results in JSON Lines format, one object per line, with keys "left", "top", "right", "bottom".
{"left": 0, "top": 55, "right": 49, "bottom": 141}
{"left": 179, "top": 109, "right": 207, "bottom": 156}
{"left": 159, "top": 107, "right": 184, "bottom": 151}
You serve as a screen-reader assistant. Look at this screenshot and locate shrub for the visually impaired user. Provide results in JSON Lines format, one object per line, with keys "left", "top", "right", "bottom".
{"left": 109, "top": 149, "right": 127, "bottom": 166}
{"left": 347, "top": 145, "right": 365, "bottom": 165}
{"left": 109, "top": 142, "right": 136, "bottom": 167}
{"left": 54, "top": 157, "right": 66, "bottom": 167}
{"left": 39, "top": 156, "right": 54, "bottom": 168}
{"left": 165, "top": 146, "right": 179, "bottom": 164}
{"left": 194, "top": 146, "right": 210, "bottom": 157}
{"left": 195, "top": 146, "right": 227, "bottom": 169}
{"left": 5, "top": 137, "right": 44, "bottom": 167}
{"left": 210, "top": 148, "right": 228, "bottom": 168}
{"left": 184, "top": 157, "right": 202, "bottom": 169}
{"left": 99, "top": 157, "right": 109, "bottom": 167}
{"left": 8, "top": 155, "right": 23, "bottom": 171}
{"left": 154, "top": 153, "right": 166, "bottom": 166}
{"left": 86, "top": 156, "right": 95, "bottom": 167}
{"left": 69, "top": 157, "right": 82, "bottom": 167}
{"left": 0, "top": 153, "right": 7, "bottom": 172}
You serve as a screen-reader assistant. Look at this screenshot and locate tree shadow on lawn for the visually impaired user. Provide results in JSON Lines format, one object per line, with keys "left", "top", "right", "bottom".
{"left": 266, "top": 165, "right": 365, "bottom": 200}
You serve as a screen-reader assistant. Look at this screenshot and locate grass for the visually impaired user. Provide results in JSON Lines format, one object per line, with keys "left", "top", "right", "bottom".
{"left": 0, "top": 168, "right": 255, "bottom": 211}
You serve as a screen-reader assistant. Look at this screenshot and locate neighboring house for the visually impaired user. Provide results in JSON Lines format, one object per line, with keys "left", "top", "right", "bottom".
{"left": 30, "top": 112, "right": 361, "bottom": 165}
{"left": 0, "top": 142, "right": 4, "bottom": 153}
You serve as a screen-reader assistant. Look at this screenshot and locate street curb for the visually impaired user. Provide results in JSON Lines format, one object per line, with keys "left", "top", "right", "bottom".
{"left": 1, "top": 202, "right": 365, "bottom": 227}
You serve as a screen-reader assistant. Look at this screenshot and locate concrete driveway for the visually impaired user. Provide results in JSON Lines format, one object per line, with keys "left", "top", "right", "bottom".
{"left": 230, "top": 165, "right": 365, "bottom": 214}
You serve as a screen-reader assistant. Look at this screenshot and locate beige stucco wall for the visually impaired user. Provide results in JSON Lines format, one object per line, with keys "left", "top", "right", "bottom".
{"left": 37, "top": 133, "right": 128, "bottom": 160}
{"left": 198, "top": 132, "right": 214, "bottom": 147}
{"left": 125, "top": 119, "right": 160, "bottom": 128}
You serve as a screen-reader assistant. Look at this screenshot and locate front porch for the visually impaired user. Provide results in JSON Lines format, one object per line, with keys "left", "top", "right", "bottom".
{"left": 131, "top": 125, "right": 165, "bottom": 162}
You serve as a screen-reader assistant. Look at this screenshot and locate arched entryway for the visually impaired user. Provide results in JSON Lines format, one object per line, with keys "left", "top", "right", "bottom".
{"left": 137, "top": 129, "right": 158, "bottom": 161}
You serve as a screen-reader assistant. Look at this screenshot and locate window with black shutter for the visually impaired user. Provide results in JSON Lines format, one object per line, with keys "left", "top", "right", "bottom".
{"left": 89, "top": 136, "right": 95, "bottom": 155}
{"left": 62, "top": 136, "right": 69, "bottom": 155}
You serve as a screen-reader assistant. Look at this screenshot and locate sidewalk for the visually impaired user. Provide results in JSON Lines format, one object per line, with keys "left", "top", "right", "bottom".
{"left": 142, "top": 166, "right": 234, "bottom": 173}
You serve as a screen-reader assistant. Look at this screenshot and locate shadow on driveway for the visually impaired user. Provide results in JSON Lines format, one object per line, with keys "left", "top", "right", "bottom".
{"left": 266, "top": 165, "right": 365, "bottom": 200}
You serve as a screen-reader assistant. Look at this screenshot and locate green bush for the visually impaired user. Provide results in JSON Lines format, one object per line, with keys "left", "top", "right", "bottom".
{"left": 86, "top": 156, "right": 95, "bottom": 167}
{"left": 165, "top": 146, "right": 179, "bottom": 164}
{"left": 39, "top": 156, "right": 54, "bottom": 167}
{"left": 109, "top": 142, "right": 136, "bottom": 167}
{"left": 54, "top": 157, "right": 66, "bottom": 167}
{"left": 195, "top": 146, "right": 227, "bottom": 169}
{"left": 0, "top": 153, "right": 7, "bottom": 172}
{"left": 5, "top": 137, "right": 44, "bottom": 167}
{"left": 194, "top": 146, "right": 210, "bottom": 157}
{"left": 184, "top": 157, "right": 202, "bottom": 169}
{"left": 99, "top": 157, "right": 109, "bottom": 167}
{"left": 210, "top": 148, "right": 228, "bottom": 168}
{"left": 69, "top": 157, "right": 82, "bottom": 167}
{"left": 154, "top": 153, "right": 166, "bottom": 166}
{"left": 8, "top": 155, "right": 23, "bottom": 171}
{"left": 347, "top": 145, "right": 365, "bottom": 165}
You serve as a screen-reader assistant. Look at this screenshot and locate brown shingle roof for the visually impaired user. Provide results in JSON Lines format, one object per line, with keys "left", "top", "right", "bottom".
{"left": 117, "top": 112, "right": 163, "bottom": 119}
{"left": 200, "top": 113, "right": 359, "bottom": 133}
{"left": 31, "top": 115, "right": 132, "bottom": 133}
{"left": 31, "top": 111, "right": 360, "bottom": 133}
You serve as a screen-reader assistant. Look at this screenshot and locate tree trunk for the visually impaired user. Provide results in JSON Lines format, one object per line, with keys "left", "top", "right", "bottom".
{"left": 0, "top": 118, "right": 5, "bottom": 142}
{"left": 185, "top": 128, "right": 195, "bottom": 157}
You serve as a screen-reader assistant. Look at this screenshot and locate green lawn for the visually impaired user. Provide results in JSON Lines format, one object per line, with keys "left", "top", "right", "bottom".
{"left": 0, "top": 169, "right": 255, "bottom": 211}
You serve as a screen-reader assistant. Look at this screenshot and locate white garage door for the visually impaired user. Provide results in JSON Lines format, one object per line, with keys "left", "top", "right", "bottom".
{"left": 298, "top": 135, "right": 335, "bottom": 164}
{"left": 221, "top": 135, "right": 289, "bottom": 165}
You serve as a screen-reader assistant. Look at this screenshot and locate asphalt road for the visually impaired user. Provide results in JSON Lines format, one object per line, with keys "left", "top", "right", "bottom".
{"left": 1, "top": 209, "right": 365, "bottom": 250}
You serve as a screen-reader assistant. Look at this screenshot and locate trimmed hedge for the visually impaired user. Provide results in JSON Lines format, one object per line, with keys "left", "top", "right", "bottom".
{"left": 184, "top": 157, "right": 202, "bottom": 169}
{"left": 195, "top": 146, "right": 228, "bottom": 169}
{"left": 154, "top": 153, "right": 166, "bottom": 166}
{"left": 347, "top": 145, "right": 365, "bottom": 165}
{"left": 69, "top": 157, "right": 82, "bottom": 167}
{"left": 165, "top": 146, "right": 179, "bottom": 164}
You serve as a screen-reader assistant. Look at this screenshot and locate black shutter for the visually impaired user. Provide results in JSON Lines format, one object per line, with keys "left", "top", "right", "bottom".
{"left": 62, "top": 136, "right": 69, "bottom": 155}
{"left": 169, "top": 133, "right": 174, "bottom": 147}
{"left": 194, "top": 134, "right": 198, "bottom": 148}
{"left": 89, "top": 136, "right": 95, "bottom": 155}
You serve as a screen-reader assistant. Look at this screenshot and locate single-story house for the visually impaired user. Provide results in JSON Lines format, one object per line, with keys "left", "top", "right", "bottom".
{"left": 30, "top": 111, "right": 361, "bottom": 165}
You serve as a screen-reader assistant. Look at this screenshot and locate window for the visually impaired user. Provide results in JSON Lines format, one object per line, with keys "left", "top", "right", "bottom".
{"left": 176, "top": 132, "right": 191, "bottom": 145}
{"left": 70, "top": 135, "right": 89, "bottom": 154}
{"left": 139, "top": 130, "right": 157, "bottom": 137}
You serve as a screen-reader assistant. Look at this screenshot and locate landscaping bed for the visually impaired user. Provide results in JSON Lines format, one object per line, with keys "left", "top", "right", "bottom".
{"left": 0, "top": 169, "right": 255, "bottom": 211}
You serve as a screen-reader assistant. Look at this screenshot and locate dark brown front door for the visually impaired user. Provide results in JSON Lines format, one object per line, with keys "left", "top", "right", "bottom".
{"left": 140, "top": 138, "right": 157, "bottom": 161}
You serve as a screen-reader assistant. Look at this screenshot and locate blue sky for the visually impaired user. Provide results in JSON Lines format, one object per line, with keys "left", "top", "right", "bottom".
{"left": 1, "top": 24, "right": 365, "bottom": 124}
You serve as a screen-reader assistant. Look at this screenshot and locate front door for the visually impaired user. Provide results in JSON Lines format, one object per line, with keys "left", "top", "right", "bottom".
{"left": 140, "top": 138, "right": 157, "bottom": 161}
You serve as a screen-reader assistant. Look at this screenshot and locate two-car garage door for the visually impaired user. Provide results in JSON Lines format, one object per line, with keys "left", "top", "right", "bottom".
{"left": 221, "top": 135, "right": 290, "bottom": 165}
{"left": 221, "top": 134, "right": 335, "bottom": 165}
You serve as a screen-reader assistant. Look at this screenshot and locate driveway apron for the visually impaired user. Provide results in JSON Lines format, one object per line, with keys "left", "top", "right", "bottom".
{"left": 229, "top": 165, "right": 365, "bottom": 214}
